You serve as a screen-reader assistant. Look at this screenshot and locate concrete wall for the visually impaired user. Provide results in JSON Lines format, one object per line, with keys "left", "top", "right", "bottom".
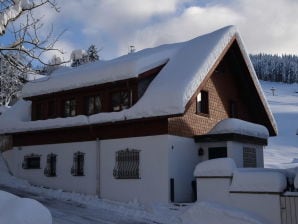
{"left": 168, "top": 136, "right": 199, "bottom": 202}
{"left": 195, "top": 160, "right": 285, "bottom": 224}
{"left": 3, "top": 141, "right": 98, "bottom": 195}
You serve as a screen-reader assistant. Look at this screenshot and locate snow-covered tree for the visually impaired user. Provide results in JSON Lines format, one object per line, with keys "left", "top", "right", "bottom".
{"left": 0, "top": 0, "right": 64, "bottom": 71}
{"left": 250, "top": 54, "right": 298, "bottom": 83}
{"left": 87, "top": 45, "right": 99, "bottom": 62}
{"left": 0, "top": 55, "right": 24, "bottom": 106}
{"left": 70, "top": 49, "right": 88, "bottom": 67}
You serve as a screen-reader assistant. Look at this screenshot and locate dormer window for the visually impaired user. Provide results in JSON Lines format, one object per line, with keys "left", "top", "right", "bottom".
{"left": 86, "top": 95, "right": 102, "bottom": 115}
{"left": 64, "top": 99, "right": 76, "bottom": 117}
{"left": 196, "top": 90, "right": 209, "bottom": 115}
{"left": 111, "top": 90, "right": 131, "bottom": 112}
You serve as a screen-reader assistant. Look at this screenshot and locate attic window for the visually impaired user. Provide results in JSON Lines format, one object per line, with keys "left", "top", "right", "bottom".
{"left": 111, "top": 90, "right": 131, "bottom": 112}
{"left": 138, "top": 76, "right": 155, "bottom": 99}
{"left": 35, "top": 102, "right": 44, "bottom": 120}
{"left": 243, "top": 147, "right": 257, "bottom": 167}
{"left": 64, "top": 99, "right": 76, "bottom": 117}
{"left": 86, "top": 95, "right": 102, "bottom": 115}
{"left": 196, "top": 91, "right": 209, "bottom": 115}
{"left": 22, "top": 154, "right": 41, "bottom": 169}
{"left": 113, "top": 149, "right": 140, "bottom": 179}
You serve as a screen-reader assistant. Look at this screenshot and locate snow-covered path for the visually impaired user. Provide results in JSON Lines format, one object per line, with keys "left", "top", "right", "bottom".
{"left": 0, "top": 185, "right": 153, "bottom": 224}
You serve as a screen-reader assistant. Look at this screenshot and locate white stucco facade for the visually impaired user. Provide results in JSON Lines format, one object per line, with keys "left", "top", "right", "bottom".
{"left": 3, "top": 141, "right": 98, "bottom": 195}
{"left": 3, "top": 135, "right": 201, "bottom": 204}
{"left": 198, "top": 141, "right": 264, "bottom": 168}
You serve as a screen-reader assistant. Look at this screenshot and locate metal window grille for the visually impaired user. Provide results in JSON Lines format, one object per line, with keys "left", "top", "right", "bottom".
{"left": 243, "top": 147, "right": 257, "bottom": 167}
{"left": 22, "top": 154, "right": 41, "bottom": 169}
{"left": 71, "top": 151, "right": 85, "bottom": 176}
{"left": 113, "top": 149, "right": 140, "bottom": 179}
{"left": 44, "top": 153, "right": 57, "bottom": 177}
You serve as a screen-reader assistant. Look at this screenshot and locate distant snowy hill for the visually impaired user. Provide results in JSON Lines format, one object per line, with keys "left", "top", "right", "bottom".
{"left": 261, "top": 81, "right": 298, "bottom": 169}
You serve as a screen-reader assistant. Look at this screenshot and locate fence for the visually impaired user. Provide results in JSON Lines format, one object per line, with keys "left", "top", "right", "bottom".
{"left": 281, "top": 195, "right": 298, "bottom": 224}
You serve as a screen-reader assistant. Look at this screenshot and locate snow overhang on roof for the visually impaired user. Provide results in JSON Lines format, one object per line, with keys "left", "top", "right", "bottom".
{"left": 209, "top": 118, "right": 269, "bottom": 139}
{"left": 195, "top": 118, "right": 269, "bottom": 145}
{"left": 0, "top": 26, "right": 277, "bottom": 135}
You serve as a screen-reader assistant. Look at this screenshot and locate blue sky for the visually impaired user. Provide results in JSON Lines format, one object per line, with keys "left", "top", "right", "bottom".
{"left": 24, "top": 0, "right": 298, "bottom": 62}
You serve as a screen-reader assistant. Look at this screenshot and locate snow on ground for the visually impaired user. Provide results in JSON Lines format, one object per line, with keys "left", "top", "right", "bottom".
{"left": 261, "top": 81, "right": 298, "bottom": 169}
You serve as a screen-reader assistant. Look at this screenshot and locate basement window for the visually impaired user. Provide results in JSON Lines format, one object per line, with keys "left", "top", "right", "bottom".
{"left": 22, "top": 154, "right": 41, "bottom": 169}
{"left": 196, "top": 91, "right": 209, "bottom": 115}
{"left": 243, "top": 147, "right": 257, "bottom": 167}
{"left": 71, "top": 151, "right": 85, "bottom": 176}
{"left": 113, "top": 149, "right": 140, "bottom": 179}
{"left": 44, "top": 153, "right": 57, "bottom": 177}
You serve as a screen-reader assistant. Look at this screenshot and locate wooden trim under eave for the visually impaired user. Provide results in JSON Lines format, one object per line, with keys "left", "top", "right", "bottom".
{"left": 194, "top": 133, "right": 268, "bottom": 145}
{"left": 12, "top": 116, "right": 169, "bottom": 147}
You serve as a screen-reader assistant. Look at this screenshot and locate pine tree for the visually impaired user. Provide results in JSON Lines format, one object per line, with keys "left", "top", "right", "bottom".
{"left": 87, "top": 45, "right": 99, "bottom": 62}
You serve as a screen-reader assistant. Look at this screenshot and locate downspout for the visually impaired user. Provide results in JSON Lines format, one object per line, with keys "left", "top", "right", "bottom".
{"left": 96, "top": 138, "right": 101, "bottom": 197}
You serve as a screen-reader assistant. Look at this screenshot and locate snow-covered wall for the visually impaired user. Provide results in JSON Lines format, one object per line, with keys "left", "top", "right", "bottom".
{"left": 195, "top": 159, "right": 287, "bottom": 224}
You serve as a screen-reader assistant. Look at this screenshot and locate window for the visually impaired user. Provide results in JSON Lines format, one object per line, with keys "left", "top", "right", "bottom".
{"left": 111, "top": 90, "right": 131, "bottom": 111}
{"left": 22, "top": 154, "right": 41, "bottom": 169}
{"left": 138, "top": 76, "right": 155, "bottom": 99}
{"left": 71, "top": 151, "right": 85, "bottom": 176}
{"left": 35, "top": 102, "right": 44, "bottom": 120}
{"left": 44, "top": 153, "right": 57, "bottom": 177}
{"left": 86, "top": 95, "right": 102, "bottom": 115}
{"left": 229, "top": 100, "right": 237, "bottom": 118}
{"left": 208, "top": 147, "right": 227, "bottom": 160}
{"left": 196, "top": 91, "right": 209, "bottom": 114}
{"left": 64, "top": 99, "right": 76, "bottom": 117}
{"left": 243, "top": 147, "right": 257, "bottom": 167}
{"left": 47, "top": 100, "right": 56, "bottom": 118}
{"left": 113, "top": 149, "right": 140, "bottom": 179}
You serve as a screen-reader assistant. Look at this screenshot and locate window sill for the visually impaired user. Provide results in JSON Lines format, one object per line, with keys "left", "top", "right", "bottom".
{"left": 196, "top": 112, "right": 210, "bottom": 118}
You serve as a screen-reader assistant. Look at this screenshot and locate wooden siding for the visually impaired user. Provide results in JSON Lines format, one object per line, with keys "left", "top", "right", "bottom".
{"left": 12, "top": 117, "right": 168, "bottom": 146}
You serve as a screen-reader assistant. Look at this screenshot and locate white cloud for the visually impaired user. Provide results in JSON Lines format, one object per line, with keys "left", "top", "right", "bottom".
{"left": 35, "top": 0, "right": 298, "bottom": 60}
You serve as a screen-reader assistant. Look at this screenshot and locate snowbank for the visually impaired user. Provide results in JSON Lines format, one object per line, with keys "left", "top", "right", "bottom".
{"left": 180, "top": 201, "right": 265, "bottom": 224}
{"left": 230, "top": 169, "right": 287, "bottom": 193}
{"left": 194, "top": 158, "right": 236, "bottom": 177}
{"left": 0, "top": 190, "right": 52, "bottom": 224}
{"left": 208, "top": 118, "right": 269, "bottom": 139}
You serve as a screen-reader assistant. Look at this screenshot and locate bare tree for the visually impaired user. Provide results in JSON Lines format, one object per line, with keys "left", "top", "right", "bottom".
{"left": 0, "top": 0, "right": 64, "bottom": 71}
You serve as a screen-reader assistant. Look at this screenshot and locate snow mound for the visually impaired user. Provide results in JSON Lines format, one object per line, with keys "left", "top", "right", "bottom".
{"left": 208, "top": 118, "right": 269, "bottom": 139}
{"left": 0, "top": 190, "right": 52, "bottom": 224}
{"left": 180, "top": 201, "right": 265, "bottom": 224}
{"left": 230, "top": 169, "right": 287, "bottom": 193}
{"left": 194, "top": 158, "right": 236, "bottom": 177}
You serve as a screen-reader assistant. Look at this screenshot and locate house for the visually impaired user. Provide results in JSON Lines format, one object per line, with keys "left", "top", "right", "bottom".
{"left": 0, "top": 26, "right": 277, "bottom": 204}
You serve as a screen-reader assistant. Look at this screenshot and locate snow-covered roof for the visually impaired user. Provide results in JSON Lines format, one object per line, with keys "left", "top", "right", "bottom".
{"left": 0, "top": 26, "right": 277, "bottom": 134}
{"left": 194, "top": 158, "right": 236, "bottom": 177}
{"left": 208, "top": 118, "right": 269, "bottom": 139}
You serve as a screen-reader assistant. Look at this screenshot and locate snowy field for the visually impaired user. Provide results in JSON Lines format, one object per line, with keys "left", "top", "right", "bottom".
{"left": 261, "top": 81, "right": 298, "bottom": 169}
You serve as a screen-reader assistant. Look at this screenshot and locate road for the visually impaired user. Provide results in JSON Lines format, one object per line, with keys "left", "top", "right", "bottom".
{"left": 0, "top": 185, "right": 155, "bottom": 224}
